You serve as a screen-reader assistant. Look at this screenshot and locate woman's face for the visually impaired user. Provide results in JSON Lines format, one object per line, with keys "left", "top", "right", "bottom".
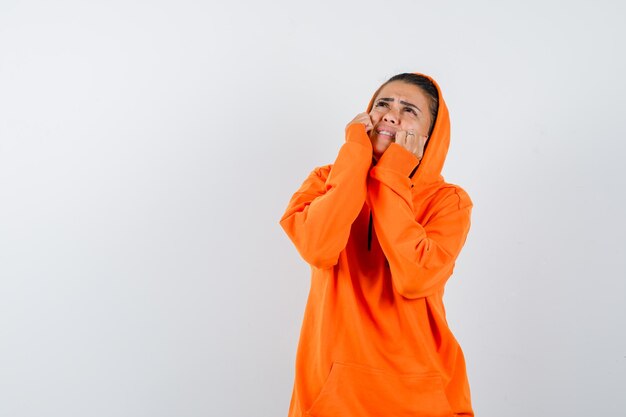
{"left": 368, "top": 81, "right": 433, "bottom": 160}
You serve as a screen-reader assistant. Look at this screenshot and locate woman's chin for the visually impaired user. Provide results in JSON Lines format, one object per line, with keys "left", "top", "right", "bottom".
{"left": 369, "top": 135, "right": 393, "bottom": 160}
{"left": 372, "top": 144, "right": 391, "bottom": 160}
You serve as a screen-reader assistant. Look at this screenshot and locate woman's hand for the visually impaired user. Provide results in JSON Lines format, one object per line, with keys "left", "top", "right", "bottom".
{"left": 346, "top": 112, "right": 374, "bottom": 133}
{"left": 395, "top": 130, "right": 428, "bottom": 161}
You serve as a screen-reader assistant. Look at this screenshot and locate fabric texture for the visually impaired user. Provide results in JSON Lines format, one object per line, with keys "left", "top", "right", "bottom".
{"left": 279, "top": 73, "right": 474, "bottom": 417}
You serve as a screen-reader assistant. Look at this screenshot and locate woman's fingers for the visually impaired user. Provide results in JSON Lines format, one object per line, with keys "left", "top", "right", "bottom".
{"left": 414, "top": 135, "right": 427, "bottom": 160}
{"left": 359, "top": 114, "right": 373, "bottom": 132}
{"left": 346, "top": 113, "right": 373, "bottom": 132}
{"left": 396, "top": 130, "right": 428, "bottom": 160}
{"left": 394, "top": 130, "right": 406, "bottom": 147}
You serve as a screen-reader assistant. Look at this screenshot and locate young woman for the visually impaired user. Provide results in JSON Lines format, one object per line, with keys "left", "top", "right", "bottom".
{"left": 280, "top": 73, "right": 474, "bottom": 417}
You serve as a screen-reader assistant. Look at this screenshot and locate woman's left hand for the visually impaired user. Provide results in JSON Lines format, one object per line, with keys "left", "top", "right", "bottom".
{"left": 395, "top": 130, "right": 428, "bottom": 161}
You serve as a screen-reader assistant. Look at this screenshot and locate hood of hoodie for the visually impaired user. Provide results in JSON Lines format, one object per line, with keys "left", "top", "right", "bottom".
{"left": 366, "top": 73, "right": 450, "bottom": 190}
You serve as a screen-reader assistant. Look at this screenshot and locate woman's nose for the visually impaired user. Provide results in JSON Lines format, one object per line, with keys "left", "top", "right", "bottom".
{"left": 382, "top": 109, "right": 398, "bottom": 124}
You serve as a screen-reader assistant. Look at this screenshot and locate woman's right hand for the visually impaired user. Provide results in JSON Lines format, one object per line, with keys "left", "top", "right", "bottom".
{"left": 346, "top": 112, "right": 373, "bottom": 133}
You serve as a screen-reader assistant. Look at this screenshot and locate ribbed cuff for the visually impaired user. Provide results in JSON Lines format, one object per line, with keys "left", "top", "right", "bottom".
{"left": 375, "top": 143, "right": 420, "bottom": 177}
{"left": 345, "top": 123, "right": 373, "bottom": 150}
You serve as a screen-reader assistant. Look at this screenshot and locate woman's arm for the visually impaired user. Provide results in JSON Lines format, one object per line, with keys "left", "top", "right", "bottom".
{"left": 279, "top": 123, "right": 373, "bottom": 269}
{"left": 368, "top": 143, "right": 473, "bottom": 299}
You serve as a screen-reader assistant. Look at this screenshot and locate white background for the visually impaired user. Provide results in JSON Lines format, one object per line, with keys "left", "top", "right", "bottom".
{"left": 1, "top": 1, "right": 625, "bottom": 416}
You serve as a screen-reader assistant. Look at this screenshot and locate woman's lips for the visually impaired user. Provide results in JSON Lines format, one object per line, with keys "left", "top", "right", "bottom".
{"left": 375, "top": 125, "right": 397, "bottom": 138}
{"left": 377, "top": 130, "right": 395, "bottom": 137}
{"left": 374, "top": 129, "right": 396, "bottom": 142}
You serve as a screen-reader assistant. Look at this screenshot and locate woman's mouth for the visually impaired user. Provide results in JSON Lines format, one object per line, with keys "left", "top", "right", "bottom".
{"left": 374, "top": 129, "right": 396, "bottom": 142}
{"left": 377, "top": 129, "right": 395, "bottom": 137}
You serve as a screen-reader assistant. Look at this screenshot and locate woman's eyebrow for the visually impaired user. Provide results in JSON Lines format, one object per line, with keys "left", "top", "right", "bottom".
{"left": 376, "top": 97, "right": 422, "bottom": 113}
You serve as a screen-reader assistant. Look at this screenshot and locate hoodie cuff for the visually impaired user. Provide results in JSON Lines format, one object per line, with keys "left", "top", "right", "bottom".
{"left": 345, "top": 123, "right": 373, "bottom": 150}
{"left": 374, "top": 143, "right": 421, "bottom": 177}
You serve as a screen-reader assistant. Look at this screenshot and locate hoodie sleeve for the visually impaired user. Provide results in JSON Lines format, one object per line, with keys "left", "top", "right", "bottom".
{"left": 279, "top": 124, "right": 373, "bottom": 269}
{"left": 368, "top": 143, "right": 472, "bottom": 299}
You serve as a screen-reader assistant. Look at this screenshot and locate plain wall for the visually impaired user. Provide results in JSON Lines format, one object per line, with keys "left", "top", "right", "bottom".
{"left": 1, "top": 1, "right": 625, "bottom": 416}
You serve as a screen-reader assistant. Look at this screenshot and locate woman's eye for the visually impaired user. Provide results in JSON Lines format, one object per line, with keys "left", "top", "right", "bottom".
{"left": 375, "top": 101, "right": 388, "bottom": 108}
{"left": 404, "top": 107, "right": 416, "bottom": 115}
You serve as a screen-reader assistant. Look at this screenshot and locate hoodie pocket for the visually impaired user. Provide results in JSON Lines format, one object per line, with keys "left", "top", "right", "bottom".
{"left": 306, "top": 361, "right": 454, "bottom": 417}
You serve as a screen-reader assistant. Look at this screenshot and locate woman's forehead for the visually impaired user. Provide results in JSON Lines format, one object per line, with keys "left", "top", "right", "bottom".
{"left": 375, "top": 81, "right": 428, "bottom": 103}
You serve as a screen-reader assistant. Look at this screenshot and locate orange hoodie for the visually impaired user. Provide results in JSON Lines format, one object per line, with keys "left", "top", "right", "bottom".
{"left": 279, "top": 73, "right": 474, "bottom": 417}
